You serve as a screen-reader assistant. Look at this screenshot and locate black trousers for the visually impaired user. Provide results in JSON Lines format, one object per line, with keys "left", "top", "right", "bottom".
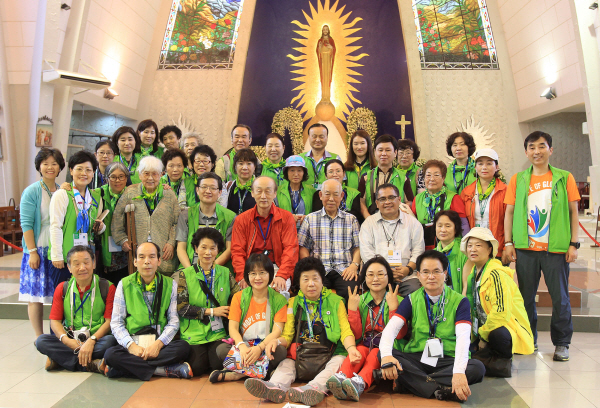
{"left": 323, "top": 270, "right": 358, "bottom": 301}
{"left": 383, "top": 350, "right": 485, "bottom": 399}
{"left": 104, "top": 340, "right": 191, "bottom": 381}
{"left": 186, "top": 340, "right": 226, "bottom": 375}
{"left": 487, "top": 327, "right": 513, "bottom": 359}
{"left": 515, "top": 249, "right": 573, "bottom": 346}
{"left": 36, "top": 334, "right": 117, "bottom": 371}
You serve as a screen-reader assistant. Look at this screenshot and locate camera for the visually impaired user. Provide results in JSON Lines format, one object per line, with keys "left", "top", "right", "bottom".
{"left": 372, "top": 362, "right": 402, "bottom": 383}
{"left": 73, "top": 327, "right": 90, "bottom": 343}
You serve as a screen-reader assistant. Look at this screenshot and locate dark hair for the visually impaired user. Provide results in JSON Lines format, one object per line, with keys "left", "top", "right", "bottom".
{"left": 231, "top": 124, "right": 252, "bottom": 140}
{"left": 283, "top": 165, "right": 308, "bottom": 182}
{"left": 397, "top": 139, "right": 421, "bottom": 161}
{"left": 422, "top": 159, "right": 448, "bottom": 179}
{"left": 291, "top": 257, "right": 327, "bottom": 296}
{"left": 66, "top": 245, "right": 95, "bottom": 265}
{"left": 68, "top": 150, "right": 98, "bottom": 172}
{"left": 345, "top": 130, "right": 376, "bottom": 172}
{"left": 324, "top": 158, "right": 344, "bottom": 176}
{"left": 94, "top": 139, "right": 117, "bottom": 154}
{"left": 35, "top": 148, "right": 65, "bottom": 175}
{"left": 265, "top": 133, "right": 284, "bottom": 145}
{"left": 196, "top": 171, "right": 223, "bottom": 190}
{"left": 243, "top": 253, "right": 275, "bottom": 286}
{"left": 137, "top": 119, "right": 160, "bottom": 152}
{"left": 308, "top": 123, "right": 329, "bottom": 136}
{"left": 374, "top": 134, "right": 397, "bottom": 151}
{"left": 161, "top": 148, "right": 188, "bottom": 169}
{"left": 358, "top": 255, "right": 394, "bottom": 290}
{"left": 524, "top": 130, "right": 552, "bottom": 150}
{"left": 376, "top": 183, "right": 400, "bottom": 198}
{"left": 111, "top": 126, "right": 140, "bottom": 155}
{"left": 433, "top": 210, "right": 463, "bottom": 238}
{"left": 416, "top": 250, "right": 448, "bottom": 272}
{"left": 446, "top": 132, "right": 476, "bottom": 157}
{"left": 159, "top": 125, "right": 182, "bottom": 143}
{"left": 232, "top": 148, "right": 258, "bottom": 174}
{"left": 191, "top": 227, "right": 225, "bottom": 253}
{"left": 136, "top": 242, "right": 161, "bottom": 257}
{"left": 190, "top": 145, "right": 217, "bottom": 172}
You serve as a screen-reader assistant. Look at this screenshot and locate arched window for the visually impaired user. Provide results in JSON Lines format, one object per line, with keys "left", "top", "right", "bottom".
{"left": 412, "top": 0, "right": 498, "bottom": 69}
{"left": 158, "top": 0, "right": 245, "bottom": 69}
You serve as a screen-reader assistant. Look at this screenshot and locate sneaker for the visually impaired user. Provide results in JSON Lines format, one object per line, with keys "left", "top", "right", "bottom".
{"left": 553, "top": 345, "right": 569, "bottom": 361}
{"left": 434, "top": 386, "right": 464, "bottom": 403}
{"left": 244, "top": 378, "right": 287, "bottom": 404}
{"left": 342, "top": 374, "right": 366, "bottom": 402}
{"left": 164, "top": 362, "right": 193, "bottom": 379}
{"left": 86, "top": 359, "right": 105, "bottom": 374}
{"left": 326, "top": 372, "right": 347, "bottom": 400}
{"left": 289, "top": 385, "right": 326, "bottom": 406}
{"left": 534, "top": 343, "right": 538, "bottom": 352}
{"left": 45, "top": 357, "right": 59, "bottom": 371}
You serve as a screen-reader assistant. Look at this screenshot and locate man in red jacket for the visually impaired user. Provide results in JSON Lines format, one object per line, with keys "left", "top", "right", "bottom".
{"left": 231, "top": 176, "right": 299, "bottom": 291}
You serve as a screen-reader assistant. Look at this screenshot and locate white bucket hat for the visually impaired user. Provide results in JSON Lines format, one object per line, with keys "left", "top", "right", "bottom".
{"left": 460, "top": 227, "right": 499, "bottom": 257}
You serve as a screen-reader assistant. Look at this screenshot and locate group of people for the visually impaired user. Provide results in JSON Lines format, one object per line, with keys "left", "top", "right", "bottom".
{"left": 18, "top": 118, "right": 581, "bottom": 405}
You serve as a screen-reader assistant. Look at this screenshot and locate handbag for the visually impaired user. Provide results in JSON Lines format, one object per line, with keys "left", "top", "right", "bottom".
{"left": 293, "top": 304, "right": 334, "bottom": 381}
{"left": 223, "top": 339, "right": 270, "bottom": 378}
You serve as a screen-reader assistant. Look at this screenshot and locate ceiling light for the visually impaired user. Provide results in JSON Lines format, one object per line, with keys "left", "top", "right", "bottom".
{"left": 590, "top": 2, "right": 598, "bottom": 10}
{"left": 104, "top": 88, "right": 118, "bottom": 100}
{"left": 61, "top": 3, "right": 71, "bottom": 10}
{"left": 540, "top": 87, "right": 556, "bottom": 100}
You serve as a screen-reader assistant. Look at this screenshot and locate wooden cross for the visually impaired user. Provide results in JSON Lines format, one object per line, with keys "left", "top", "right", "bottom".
{"left": 395, "top": 115, "right": 412, "bottom": 139}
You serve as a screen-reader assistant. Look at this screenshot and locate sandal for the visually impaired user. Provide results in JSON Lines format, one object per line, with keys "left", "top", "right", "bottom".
{"left": 209, "top": 369, "right": 230, "bottom": 383}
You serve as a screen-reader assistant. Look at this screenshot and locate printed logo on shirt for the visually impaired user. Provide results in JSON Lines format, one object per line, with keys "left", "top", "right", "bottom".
{"left": 527, "top": 178, "right": 553, "bottom": 250}
{"left": 242, "top": 311, "right": 267, "bottom": 331}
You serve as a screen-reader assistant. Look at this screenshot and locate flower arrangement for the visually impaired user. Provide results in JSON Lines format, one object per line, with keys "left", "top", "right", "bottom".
{"left": 251, "top": 146, "right": 267, "bottom": 162}
{"left": 346, "top": 107, "right": 378, "bottom": 144}
{"left": 272, "top": 107, "right": 304, "bottom": 155}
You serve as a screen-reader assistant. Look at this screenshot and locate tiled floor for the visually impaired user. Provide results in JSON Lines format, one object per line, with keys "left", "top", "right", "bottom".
{"left": 0, "top": 215, "right": 598, "bottom": 407}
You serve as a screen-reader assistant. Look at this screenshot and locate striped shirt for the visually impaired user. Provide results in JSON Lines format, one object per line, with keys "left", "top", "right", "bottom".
{"left": 297, "top": 208, "right": 360, "bottom": 274}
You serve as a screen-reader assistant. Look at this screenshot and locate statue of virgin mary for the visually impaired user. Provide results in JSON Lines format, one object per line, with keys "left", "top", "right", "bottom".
{"left": 316, "top": 25, "right": 336, "bottom": 102}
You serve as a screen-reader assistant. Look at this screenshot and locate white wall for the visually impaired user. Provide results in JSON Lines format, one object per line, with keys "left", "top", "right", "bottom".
{"left": 0, "top": 0, "right": 38, "bottom": 84}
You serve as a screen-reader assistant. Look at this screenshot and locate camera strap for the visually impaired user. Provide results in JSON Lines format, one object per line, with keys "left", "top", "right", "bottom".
{"left": 70, "top": 275, "right": 96, "bottom": 330}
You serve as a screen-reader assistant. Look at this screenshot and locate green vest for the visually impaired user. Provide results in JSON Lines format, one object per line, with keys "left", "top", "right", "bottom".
{"left": 185, "top": 203, "right": 236, "bottom": 264}
{"left": 63, "top": 275, "right": 106, "bottom": 334}
{"left": 403, "top": 286, "right": 465, "bottom": 357}
{"left": 299, "top": 151, "right": 339, "bottom": 188}
{"left": 97, "top": 185, "right": 122, "bottom": 266}
{"left": 344, "top": 187, "right": 360, "bottom": 210}
{"left": 512, "top": 165, "right": 572, "bottom": 253}
{"left": 436, "top": 238, "right": 467, "bottom": 294}
{"left": 414, "top": 190, "right": 456, "bottom": 225}
{"left": 396, "top": 163, "right": 420, "bottom": 197}
{"left": 346, "top": 160, "right": 371, "bottom": 190}
{"left": 364, "top": 167, "right": 406, "bottom": 209}
{"left": 141, "top": 145, "right": 164, "bottom": 159}
{"left": 358, "top": 291, "right": 405, "bottom": 351}
{"left": 276, "top": 181, "right": 316, "bottom": 215}
{"left": 292, "top": 289, "right": 347, "bottom": 355}
{"left": 444, "top": 160, "right": 477, "bottom": 194}
{"left": 238, "top": 287, "right": 288, "bottom": 333}
{"left": 180, "top": 265, "right": 231, "bottom": 345}
{"left": 49, "top": 188, "right": 101, "bottom": 262}
{"left": 261, "top": 159, "right": 286, "bottom": 185}
{"left": 121, "top": 272, "right": 173, "bottom": 336}
{"left": 114, "top": 153, "right": 142, "bottom": 184}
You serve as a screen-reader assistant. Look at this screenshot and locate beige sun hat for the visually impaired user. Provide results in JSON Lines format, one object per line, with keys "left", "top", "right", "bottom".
{"left": 460, "top": 227, "right": 499, "bottom": 257}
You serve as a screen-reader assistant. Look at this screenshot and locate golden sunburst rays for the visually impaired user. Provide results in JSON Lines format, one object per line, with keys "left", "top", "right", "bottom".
{"left": 287, "top": 0, "right": 369, "bottom": 122}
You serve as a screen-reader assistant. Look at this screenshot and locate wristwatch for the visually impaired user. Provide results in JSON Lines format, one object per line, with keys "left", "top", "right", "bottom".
{"left": 353, "top": 262, "right": 360, "bottom": 268}
{"left": 569, "top": 242, "right": 580, "bottom": 249}
{"left": 90, "top": 335, "right": 97, "bottom": 342}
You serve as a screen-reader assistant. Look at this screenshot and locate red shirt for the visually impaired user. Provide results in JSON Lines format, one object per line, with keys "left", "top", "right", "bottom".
{"left": 250, "top": 205, "right": 275, "bottom": 261}
{"left": 348, "top": 304, "right": 402, "bottom": 343}
{"left": 49, "top": 281, "right": 116, "bottom": 321}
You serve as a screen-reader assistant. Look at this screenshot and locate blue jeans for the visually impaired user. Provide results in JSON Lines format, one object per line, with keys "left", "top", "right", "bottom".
{"left": 36, "top": 333, "right": 117, "bottom": 371}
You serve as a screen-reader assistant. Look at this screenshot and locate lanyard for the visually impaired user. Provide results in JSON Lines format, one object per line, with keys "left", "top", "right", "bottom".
{"left": 119, "top": 154, "right": 135, "bottom": 173}
{"left": 257, "top": 215, "right": 273, "bottom": 244}
{"left": 138, "top": 274, "right": 160, "bottom": 326}
{"left": 70, "top": 276, "right": 96, "bottom": 330}
{"left": 237, "top": 189, "right": 249, "bottom": 214}
{"left": 472, "top": 260, "right": 490, "bottom": 318}
{"left": 441, "top": 246, "right": 454, "bottom": 289}
{"left": 198, "top": 266, "right": 216, "bottom": 307}
{"left": 303, "top": 294, "right": 323, "bottom": 339}
{"left": 143, "top": 194, "right": 160, "bottom": 215}
{"left": 167, "top": 175, "right": 182, "bottom": 197}
{"left": 368, "top": 295, "right": 386, "bottom": 331}
{"left": 73, "top": 187, "right": 98, "bottom": 234}
{"left": 425, "top": 287, "right": 446, "bottom": 338}
{"left": 94, "top": 169, "right": 105, "bottom": 188}
{"left": 427, "top": 195, "right": 441, "bottom": 222}
{"left": 381, "top": 219, "right": 400, "bottom": 247}
{"left": 309, "top": 155, "right": 327, "bottom": 186}
{"left": 290, "top": 187, "right": 302, "bottom": 214}
{"left": 40, "top": 180, "right": 55, "bottom": 199}
{"left": 273, "top": 167, "right": 284, "bottom": 183}
{"left": 452, "top": 161, "right": 469, "bottom": 192}
{"left": 477, "top": 186, "right": 493, "bottom": 221}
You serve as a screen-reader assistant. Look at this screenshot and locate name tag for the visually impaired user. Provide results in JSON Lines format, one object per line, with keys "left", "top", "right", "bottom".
{"left": 210, "top": 316, "right": 225, "bottom": 332}
{"left": 421, "top": 338, "right": 443, "bottom": 367}
{"left": 73, "top": 232, "right": 88, "bottom": 246}
{"left": 132, "top": 334, "right": 156, "bottom": 348}
{"left": 108, "top": 236, "right": 122, "bottom": 253}
{"left": 387, "top": 250, "right": 403, "bottom": 266}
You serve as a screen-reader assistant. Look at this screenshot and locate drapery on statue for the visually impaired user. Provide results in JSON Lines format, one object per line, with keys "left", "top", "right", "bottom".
{"left": 316, "top": 25, "right": 336, "bottom": 102}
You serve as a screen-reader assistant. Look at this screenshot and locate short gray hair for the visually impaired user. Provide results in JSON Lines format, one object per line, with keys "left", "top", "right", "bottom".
{"left": 180, "top": 132, "right": 203, "bottom": 148}
{"left": 105, "top": 161, "right": 130, "bottom": 178}
{"left": 137, "top": 155, "right": 164, "bottom": 175}
{"left": 66, "top": 245, "right": 95, "bottom": 265}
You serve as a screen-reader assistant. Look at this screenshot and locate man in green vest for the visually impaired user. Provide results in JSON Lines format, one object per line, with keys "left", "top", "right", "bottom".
{"left": 176, "top": 172, "right": 236, "bottom": 268}
{"left": 102, "top": 242, "right": 192, "bottom": 380}
{"left": 35, "top": 246, "right": 117, "bottom": 372}
{"left": 215, "top": 124, "right": 252, "bottom": 182}
{"left": 503, "top": 131, "right": 580, "bottom": 362}
{"left": 299, "top": 123, "right": 339, "bottom": 190}
{"left": 378, "top": 250, "right": 485, "bottom": 403}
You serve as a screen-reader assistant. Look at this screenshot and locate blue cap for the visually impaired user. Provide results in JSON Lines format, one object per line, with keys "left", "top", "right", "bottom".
{"left": 284, "top": 155, "right": 306, "bottom": 169}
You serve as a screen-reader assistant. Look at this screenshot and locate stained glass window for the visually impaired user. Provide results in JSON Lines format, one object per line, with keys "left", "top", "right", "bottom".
{"left": 158, "top": 0, "right": 245, "bottom": 69}
{"left": 412, "top": 0, "right": 498, "bottom": 69}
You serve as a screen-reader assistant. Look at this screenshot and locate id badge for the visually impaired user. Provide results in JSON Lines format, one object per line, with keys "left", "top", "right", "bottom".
{"left": 210, "top": 316, "right": 224, "bottom": 332}
{"left": 472, "top": 316, "right": 479, "bottom": 335}
{"left": 426, "top": 338, "right": 444, "bottom": 358}
{"left": 73, "top": 232, "right": 88, "bottom": 246}
{"left": 108, "top": 236, "right": 122, "bottom": 253}
{"left": 420, "top": 342, "right": 438, "bottom": 367}
{"left": 387, "top": 250, "right": 403, "bottom": 267}
{"left": 315, "top": 183, "right": 322, "bottom": 191}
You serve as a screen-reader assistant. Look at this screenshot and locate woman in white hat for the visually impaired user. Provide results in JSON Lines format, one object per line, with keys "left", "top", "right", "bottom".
{"left": 461, "top": 227, "right": 534, "bottom": 378}
{"left": 275, "top": 155, "right": 316, "bottom": 228}
{"left": 460, "top": 149, "right": 507, "bottom": 260}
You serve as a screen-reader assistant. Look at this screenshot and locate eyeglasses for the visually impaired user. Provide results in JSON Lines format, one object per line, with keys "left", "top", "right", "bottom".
{"left": 365, "top": 273, "right": 387, "bottom": 280}
{"left": 96, "top": 151, "right": 114, "bottom": 157}
{"left": 376, "top": 195, "right": 398, "bottom": 203}
{"left": 198, "top": 186, "right": 219, "bottom": 192}
{"left": 248, "top": 271, "right": 269, "bottom": 278}
{"left": 418, "top": 270, "right": 445, "bottom": 277}
{"left": 109, "top": 175, "right": 127, "bottom": 182}
{"left": 73, "top": 167, "right": 93, "bottom": 174}
{"left": 194, "top": 159, "right": 211, "bottom": 165}
{"left": 397, "top": 150, "right": 413, "bottom": 158}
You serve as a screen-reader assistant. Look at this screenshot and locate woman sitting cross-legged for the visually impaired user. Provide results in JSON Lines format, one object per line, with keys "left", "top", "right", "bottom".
{"left": 326, "top": 256, "right": 404, "bottom": 402}
{"left": 177, "top": 227, "right": 240, "bottom": 375}
{"left": 244, "top": 257, "right": 362, "bottom": 407}
{"left": 209, "top": 253, "right": 289, "bottom": 383}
